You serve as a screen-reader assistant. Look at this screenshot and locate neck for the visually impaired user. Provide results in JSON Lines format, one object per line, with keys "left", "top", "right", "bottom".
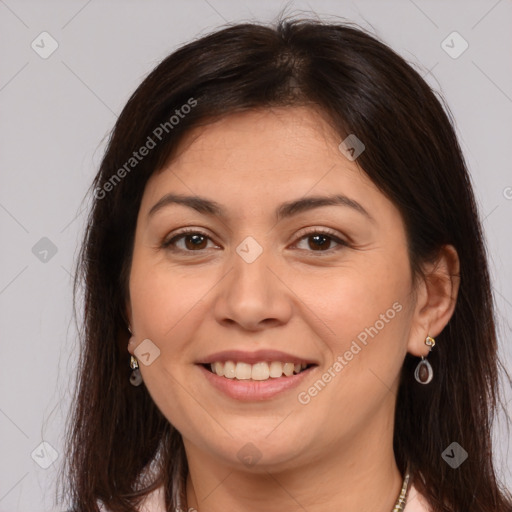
{"left": 183, "top": 421, "right": 403, "bottom": 512}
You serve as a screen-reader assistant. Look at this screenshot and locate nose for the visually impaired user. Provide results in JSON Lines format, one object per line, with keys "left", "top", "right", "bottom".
{"left": 212, "top": 245, "right": 293, "bottom": 332}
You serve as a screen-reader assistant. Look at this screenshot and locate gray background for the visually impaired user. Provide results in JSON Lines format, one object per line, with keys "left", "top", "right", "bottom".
{"left": 1, "top": 0, "right": 511, "bottom": 510}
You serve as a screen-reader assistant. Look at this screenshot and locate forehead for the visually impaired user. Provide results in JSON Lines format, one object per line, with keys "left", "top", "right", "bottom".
{"left": 142, "top": 107, "right": 379, "bottom": 205}
{"left": 173, "top": 106, "right": 339, "bottom": 156}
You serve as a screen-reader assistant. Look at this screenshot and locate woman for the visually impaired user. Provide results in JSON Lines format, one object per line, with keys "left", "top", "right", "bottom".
{"left": 60, "top": 16, "right": 512, "bottom": 512}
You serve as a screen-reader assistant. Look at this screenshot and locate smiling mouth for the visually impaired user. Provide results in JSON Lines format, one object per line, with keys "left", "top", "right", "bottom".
{"left": 201, "top": 361, "right": 317, "bottom": 381}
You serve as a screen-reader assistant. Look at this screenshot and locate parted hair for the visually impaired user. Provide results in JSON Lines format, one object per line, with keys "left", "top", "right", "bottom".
{"left": 60, "top": 15, "right": 512, "bottom": 512}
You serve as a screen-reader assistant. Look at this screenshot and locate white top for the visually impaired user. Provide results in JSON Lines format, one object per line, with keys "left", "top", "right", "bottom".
{"left": 99, "top": 482, "right": 431, "bottom": 511}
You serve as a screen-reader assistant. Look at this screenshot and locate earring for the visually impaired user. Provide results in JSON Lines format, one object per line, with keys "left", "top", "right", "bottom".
{"left": 127, "top": 325, "right": 142, "bottom": 386}
{"left": 414, "top": 335, "right": 435, "bottom": 385}
{"left": 130, "top": 355, "right": 143, "bottom": 386}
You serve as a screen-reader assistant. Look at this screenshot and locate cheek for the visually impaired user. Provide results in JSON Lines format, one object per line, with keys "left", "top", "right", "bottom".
{"left": 295, "top": 258, "right": 409, "bottom": 341}
{"left": 128, "top": 255, "right": 218, "bottom": 425}
{"left": 128, "top": 250, "right": 221, "bottom": 357}
{"left": 291, "top": 272, "right": 410, "bottom": 437}
{"left": 291, "top": 254, "right": 412, "bottom": 392}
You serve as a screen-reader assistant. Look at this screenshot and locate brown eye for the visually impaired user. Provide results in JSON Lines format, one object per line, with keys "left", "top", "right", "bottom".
{"left": 162, "top": 230, "right": 216, "bottom": 252}
{"left": 307, "top": 234, "right": 332, "bottom": 251}
{"left": 162, "top": 228, "right": 347, "bottom": 255}
{"left": 182, "top": 233, "right": 208, "bottom": 250}
{"left": 294, "top": 230, "right": 348, "bottom": 253}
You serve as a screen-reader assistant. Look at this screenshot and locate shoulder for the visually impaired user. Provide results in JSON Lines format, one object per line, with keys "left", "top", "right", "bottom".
{"left": 139, "top": 484, "right": 167, "bottom": 511}
{"left": 98, "top": 482, "right": 429, "bottom": 511}
{"left": 405, "top": 483, "right": 432, "bottom": 512}
{"left": 97, "top": 483, "right": 167, "bottom": 512}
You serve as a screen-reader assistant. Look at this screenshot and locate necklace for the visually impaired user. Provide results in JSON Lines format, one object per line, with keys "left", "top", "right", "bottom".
{"left": 180, "top": 467, "right": 411, "bottom": 511}
{"left": 392, "top": 468, "right": 411, "bottom": 512}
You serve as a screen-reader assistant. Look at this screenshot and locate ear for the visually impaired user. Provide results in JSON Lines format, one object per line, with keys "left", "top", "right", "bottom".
{"left": 127, "top": 335, "right": 137, "bottom": 356}
{"left": 125, "top": 300, "right": 135, "bottom": 355}
{"left": 407, "top": 244, "right": 460, "bottom": 357}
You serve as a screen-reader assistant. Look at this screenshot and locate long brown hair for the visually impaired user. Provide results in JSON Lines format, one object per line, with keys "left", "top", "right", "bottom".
{"left": 59, "top": 15, "right": 512, "bottom": 512}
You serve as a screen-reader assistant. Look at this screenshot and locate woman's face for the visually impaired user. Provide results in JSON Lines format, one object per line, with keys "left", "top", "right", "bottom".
{"left": 127, "top": 106, "right": 421, "bottom": 471}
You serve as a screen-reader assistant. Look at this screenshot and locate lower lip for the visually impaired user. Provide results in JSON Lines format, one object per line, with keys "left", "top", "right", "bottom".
{"left": 197, "top": 364, "right": 316, "bottom": 401}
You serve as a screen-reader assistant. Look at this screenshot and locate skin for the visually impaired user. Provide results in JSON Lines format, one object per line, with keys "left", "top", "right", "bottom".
{"left": 126, "top": 107, "right": 460, "bottom": 512}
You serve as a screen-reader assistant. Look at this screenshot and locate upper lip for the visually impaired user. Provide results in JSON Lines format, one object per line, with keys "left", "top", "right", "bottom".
{"left": 197, "top": 349, "right": 319, "bottom": 365}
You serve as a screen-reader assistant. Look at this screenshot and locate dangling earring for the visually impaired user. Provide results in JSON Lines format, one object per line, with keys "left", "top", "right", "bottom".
{"left": 414, "top": 335, "right": 435, "bottom": 384}
{"left": 130, "top": 355, "right": 143, "bottom": 386}
{"left": 127, "top": 325, "right": 143, "bottom": 386}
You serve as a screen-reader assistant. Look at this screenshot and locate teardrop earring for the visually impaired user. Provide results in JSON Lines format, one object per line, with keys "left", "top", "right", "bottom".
{"left": 130, "top": 355, "right": 143, "bottom": 386}
{"left": 127, "top": 325, "right": 143, "bottom": 386}
{"left": 414, "top": 335, "right": 435, "bottom": 385}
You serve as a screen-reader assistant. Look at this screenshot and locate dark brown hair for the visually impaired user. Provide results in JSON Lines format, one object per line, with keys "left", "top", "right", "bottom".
{"left": 59, "top": 15, "right": 512, "bottom": 512}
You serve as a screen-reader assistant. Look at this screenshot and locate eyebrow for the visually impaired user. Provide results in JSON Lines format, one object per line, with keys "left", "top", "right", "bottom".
{"left": 148, "top": 193, "right": 374, "bottom": 223}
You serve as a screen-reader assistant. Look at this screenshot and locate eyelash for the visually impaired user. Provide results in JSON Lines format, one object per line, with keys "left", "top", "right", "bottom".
{"left": 161, "top": 227, "right": 348, "bottom": 255}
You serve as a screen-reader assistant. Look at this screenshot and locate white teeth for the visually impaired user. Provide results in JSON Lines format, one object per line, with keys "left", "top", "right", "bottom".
{"left": 223, "top": 361, "right": 236, "bottom": 379}
{"left": 235, "top": 362, "right": 252, "bottom": 380}
{"left": 269, "top": 361, "right": 283, "bottom": 378}
{"left": 251, "top": 362, "right": 270, "bottom": 380}
{"left": 282, "top": 362, "right": 294, "bottom": 376}
{"left": 208, "top": 360, "right": 310, "bottom": 380}
{"left": 213, "top": 362, "right": 224, "bottom": 376}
